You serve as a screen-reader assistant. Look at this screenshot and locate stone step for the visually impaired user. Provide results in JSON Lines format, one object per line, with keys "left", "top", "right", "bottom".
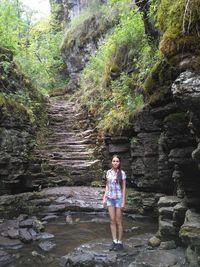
{"left": 47, "top": 139, "right": 96, "bottom": 146}
{"left": 49, "top": 129, "right": 94, "bottom": 138}
{"left": 49, "top": 159, "right": 100, "bottom": 167}
{"left": 41, "top": 144, "right": 92, "bottom": 152}
{"left": 45, "top": 151, "right": 94, "bottom": 160}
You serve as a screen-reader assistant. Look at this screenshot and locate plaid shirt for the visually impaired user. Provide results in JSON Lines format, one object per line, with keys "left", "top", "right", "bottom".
{"left": 106, "top": 169, "right": 126, "bottom": 199}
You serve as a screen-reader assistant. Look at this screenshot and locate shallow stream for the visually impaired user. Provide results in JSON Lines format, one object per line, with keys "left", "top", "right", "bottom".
{"left": 7, "top": 212, "right": 157, "bottom": 267}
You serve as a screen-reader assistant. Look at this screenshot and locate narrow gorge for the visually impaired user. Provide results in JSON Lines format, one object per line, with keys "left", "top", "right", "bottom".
{"left": 0, "top": 0, "right": 200, "bottom": 266}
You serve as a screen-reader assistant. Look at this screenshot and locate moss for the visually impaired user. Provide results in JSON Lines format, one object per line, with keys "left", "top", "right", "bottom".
{"left": 160, "top": 36, "right": 200, "bottom": 58}
{"left": 157, "top": 0, "right": 200, "bottom": 57}
{"left": 143, "top": 57, "right": 180, "bottom": 105}
{"left": 144, "top": 60, "right": 174, "bottom": 93}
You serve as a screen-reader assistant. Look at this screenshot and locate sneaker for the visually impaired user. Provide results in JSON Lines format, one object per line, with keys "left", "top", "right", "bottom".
{"left": 109, "top": 242, "right": 117, "bottom": 251}
{"left": 113, "top": 243, "right": 124, "bottom": 251}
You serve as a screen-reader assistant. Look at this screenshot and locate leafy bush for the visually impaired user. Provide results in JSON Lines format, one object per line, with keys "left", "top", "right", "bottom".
{"left": 97, "top": 73, "right": 144, "bottom": 133}
{"left": 0, "top": 0, "right": 25, "bottom": 51}
{"left": 15, "top": 16, "right": 66, "bottom": 92}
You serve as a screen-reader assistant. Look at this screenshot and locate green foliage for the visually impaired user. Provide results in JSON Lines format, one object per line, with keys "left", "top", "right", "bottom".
{"left": 78, "top": 3, "right": 159, "bottom": 133}
{"left": 69, "top": 0, "right": 105, "bottom": 30}
{"left": 157, "top": 0, "right": 200, "bottom": 39}
{"left": 0, "top": 0, "right": 24, "bottom": 50}
{"left": 15, "top": 16, "right": 65, "bottom": 91}
{"left": 97, "top": 73, "right": 144, "bottom": 132}
{"left": 0, "top": 0, "right": 65, "bottom": 92}
{"left": 0, "top": 91, "right": 41, "bottom": 123}
{"left": 157, "top": 0, "right": 185, "bottom": 39}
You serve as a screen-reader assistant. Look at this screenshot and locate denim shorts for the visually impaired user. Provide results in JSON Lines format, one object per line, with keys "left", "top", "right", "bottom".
{"left": 107, "top": 197, "right": 122, "bottom": 208}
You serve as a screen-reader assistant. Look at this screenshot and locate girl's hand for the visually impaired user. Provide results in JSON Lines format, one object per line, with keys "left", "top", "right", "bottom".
{"left": 102, "top": 197, "right": 107, "bottom": 208}
{"left": 121, "top": 202, "right": 125, "bottom": 210}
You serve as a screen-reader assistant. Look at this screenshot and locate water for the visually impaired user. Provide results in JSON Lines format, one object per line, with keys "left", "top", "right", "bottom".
{"left": 7, "top": 212, "right": 157, "bottom": 267}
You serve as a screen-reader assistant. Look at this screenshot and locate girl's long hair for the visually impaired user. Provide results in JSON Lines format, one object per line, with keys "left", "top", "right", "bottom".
{"left": 112, "top": 154, "right": 122, "bottom": 184}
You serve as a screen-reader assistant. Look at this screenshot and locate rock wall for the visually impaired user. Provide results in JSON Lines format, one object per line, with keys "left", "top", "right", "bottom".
{"left": 61, "top": 13, "right": 115, "bottom": 92}
{"left": 0, "top": 48, "right": 43, "bottom": 195}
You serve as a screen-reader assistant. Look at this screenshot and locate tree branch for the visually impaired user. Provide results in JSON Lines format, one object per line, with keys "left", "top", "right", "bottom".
{"left": 135, "top": 0, "right": 160, "bottom": 46}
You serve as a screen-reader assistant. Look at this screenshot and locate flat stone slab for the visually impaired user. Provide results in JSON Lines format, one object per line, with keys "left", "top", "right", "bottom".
{"left": 42, "top": 187, "right": 104, "bottom": 212}
{"left": 158, "top": 196, "right": 181, "bottom": 208}
{"left": 38, "top": 241, "right": 56, "bottom": 252}
{"left": 0, "top": 236, "right": 23, "bottom": 249}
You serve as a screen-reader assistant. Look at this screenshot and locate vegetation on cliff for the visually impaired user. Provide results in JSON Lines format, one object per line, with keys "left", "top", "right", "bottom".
{"left": 157, "top": 0, "right": 200, "bottom": 57}
{"left": 74, "top": 0, "right": 160, "bottom": 133}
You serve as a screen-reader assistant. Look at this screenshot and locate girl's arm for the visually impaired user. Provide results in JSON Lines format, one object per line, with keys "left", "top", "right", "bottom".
{"left": 102, "top": 183, "right": 108, "bottom": 208}
{"left": 121, "top": 179, "right": 126, "bottom": 209}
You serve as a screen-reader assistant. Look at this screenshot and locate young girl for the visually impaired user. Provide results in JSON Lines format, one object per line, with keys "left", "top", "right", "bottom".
{"left": 102, "top": 155, "right": 126, "bottom": 251}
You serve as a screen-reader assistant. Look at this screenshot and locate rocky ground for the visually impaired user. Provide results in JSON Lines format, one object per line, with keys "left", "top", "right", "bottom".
{"left": 0, "top": 186, "right": 189, "bottom": 267}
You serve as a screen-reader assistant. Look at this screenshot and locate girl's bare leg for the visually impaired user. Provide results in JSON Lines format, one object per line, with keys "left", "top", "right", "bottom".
{"left": 116, "top": 208, "right": 123, "bottom": 241}
{"left": 108, "top": 206, "right": 117, "bottom": 241}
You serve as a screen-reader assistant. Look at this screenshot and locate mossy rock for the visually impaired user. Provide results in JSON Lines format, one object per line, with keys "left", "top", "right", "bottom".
{"left": 157, "top": 0, "right": 200, "bottom": 58}
{"left": 143, "top": 59, "right": 180, "bottom": 105}
{"left": 61, "top": 14, "right": 112, "bottom": 53}
{"left": 160, "top": 36, "right": 200, "bottom": 58}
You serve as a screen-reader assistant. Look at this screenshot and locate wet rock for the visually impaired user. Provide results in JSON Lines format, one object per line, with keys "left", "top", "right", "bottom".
{"left": 172, "top": 71, "right": 200, "bottom": 105}
{"left": 46, "top": 204, "right": 66, "bottom": 213}
{"left": 19, "top": 218, "right": 35, "bottom": 228}
{"left": 129, "top": 250, "right": 178, "bottom": 267}
{"left": 158, "top": 196, "right": 181, "bottom": 208}
{"left": 179, "top": 209, "right": 200, "bottom": 247}
{"left": 0, "top": 236, "right": 23, "bottom": 249}
{"left": 185, "top": 246, "right": 200, "bottom": 267}
{"left": 148, "top": 236, "right": 161, "bottom": 247}
{"left": 160, "top": 240, "right": 177, "bottom": 250}
{"left": 7, "top": 229, "right": 19, "bottom": 239}
{"left": 38, "top": 241, "right": 56, "bottom": 252}
{"left": 159, "top": 207, "right": 174, "bottom": 221}
{"left": 159, "top": 220, "right": 179, "bottom": 237}
{"left": 33, "top": 219, "right": 45, "bottom": 232}
{"left": 173, "top": 202, "right": 187, "bottom": 227}
{"left": 55, "top": 196, "right": 70, "bottom": 204}
{"left": 0, "top": 250, "right": 18, "bottom": 267}
{"left": 60, "top": 235, "right": 149, "bottom": 267}
{"left": 0, "top": 219, "right": 19, "bottom": 231}
{"left": 29, "top": 228, "right": 38, "bottom": 239}
{"left": 19, "top": 228, "right": 33, "bottom": 243}
{"left": 17, "top": 214, "right": 28, "bottom": 221}
{"left": 61, "top": 251, "right": 95, "bottom": 267}
{"left": 31, "top": 198, "right": 51, "bottom": 205}
{"left": 37, "top": 232, "right": 55, "bottom": 240}
{"left": 41, "top": 215, "right": 59, "bottom": 221}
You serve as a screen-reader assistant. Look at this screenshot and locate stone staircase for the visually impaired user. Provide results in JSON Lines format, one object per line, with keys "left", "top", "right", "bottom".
{"left": 28, "top": 96, "right": 102, "bottom": 188}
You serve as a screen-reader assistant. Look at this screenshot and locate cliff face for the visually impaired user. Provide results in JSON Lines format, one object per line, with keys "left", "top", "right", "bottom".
{"left": 0, "top": 48, "right": 43, "bottom": 195}
{"left": 58, "top": 1, "right": 200, "bottom": 264}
